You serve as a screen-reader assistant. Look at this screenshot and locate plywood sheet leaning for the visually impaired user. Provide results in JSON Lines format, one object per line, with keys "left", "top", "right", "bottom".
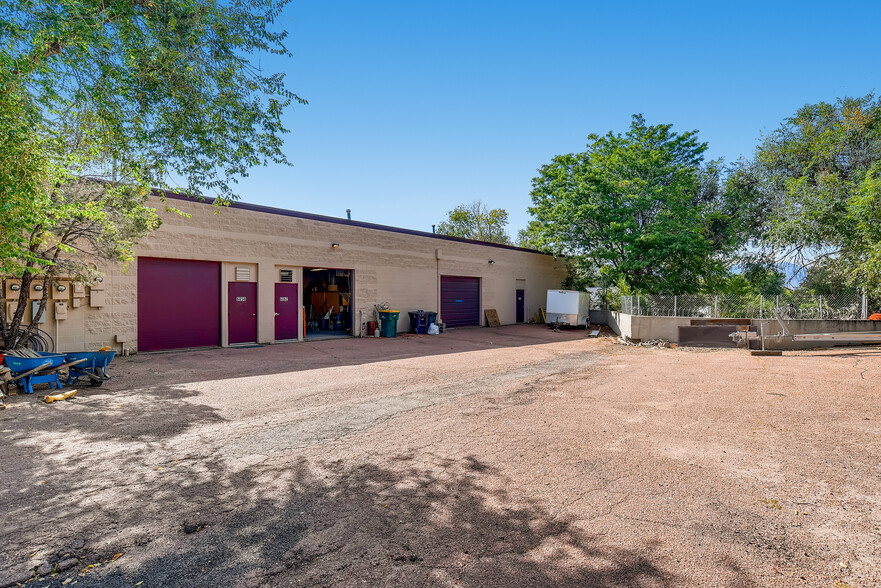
{"left": 484, "top": 309, "right": 501, "bottom": 327}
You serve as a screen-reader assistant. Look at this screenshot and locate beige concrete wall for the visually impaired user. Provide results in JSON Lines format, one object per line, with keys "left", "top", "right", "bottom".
{"left": 45, "top": 197, "right": 567, "bottom": 352}
{"left": 609, "top": 312, "right": 881, "bottom": 346}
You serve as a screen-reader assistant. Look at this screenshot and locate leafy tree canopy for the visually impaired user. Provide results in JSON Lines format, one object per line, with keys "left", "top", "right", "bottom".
{"left": 437, "top": 200, "right": 512, "bottom": 245}
{"left": 735, "top": 94, "right": 881, "bottom": 294}
{"left": 0, "top": 0, "right": 301, "bottom": 348}
{"left": 2, "top": 0, "right": 302, "bottom": 200}
{"left": 526, "top": 115, "right": 740, "bottom": 294}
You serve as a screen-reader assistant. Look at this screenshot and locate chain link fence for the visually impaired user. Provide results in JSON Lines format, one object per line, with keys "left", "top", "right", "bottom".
{"left": 620, "top": 293, "right": 867, "bottom": 320}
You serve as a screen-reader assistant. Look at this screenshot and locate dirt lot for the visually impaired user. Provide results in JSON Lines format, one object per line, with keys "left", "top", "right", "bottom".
{"left": 1, "top": 325, "right": 880, "bottom": 587}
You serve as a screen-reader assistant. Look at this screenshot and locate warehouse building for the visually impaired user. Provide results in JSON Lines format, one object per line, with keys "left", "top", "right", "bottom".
{"left": 10, "top": 193, "right": 567, "bottom": 353}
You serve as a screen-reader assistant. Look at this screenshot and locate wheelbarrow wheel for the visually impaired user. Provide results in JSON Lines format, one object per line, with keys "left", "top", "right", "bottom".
{"left": 90, "top": 379, "right": 103, "bottom": 387}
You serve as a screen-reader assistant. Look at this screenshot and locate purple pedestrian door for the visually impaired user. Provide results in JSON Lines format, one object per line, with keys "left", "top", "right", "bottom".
{"left": 516, "top": 289, "right": 525, "bottom": 323}
{"left": 275, "top": 283, "right": 299, "bottom": 340}
{"left": 228, "top": 282, "right": 257, "bottom": 344}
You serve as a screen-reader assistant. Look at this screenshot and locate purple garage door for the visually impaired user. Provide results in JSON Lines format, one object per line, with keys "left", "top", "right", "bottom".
{"left": 138, "top": 257, "right": 221, "bottom": 351}
{"left": 441, "top": 276, "right": 480, "bottom": 328}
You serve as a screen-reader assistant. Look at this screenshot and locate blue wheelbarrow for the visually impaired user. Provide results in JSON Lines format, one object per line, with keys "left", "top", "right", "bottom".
{"left": 2, "top": 353, "right": 72, "bottom": 394}
{"left": 64, "top": 350, "right": 116, "bottom": 387}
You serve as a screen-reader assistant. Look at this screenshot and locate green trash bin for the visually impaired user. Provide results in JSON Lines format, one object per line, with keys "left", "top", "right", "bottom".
{"left": 378, "top": 310, "right": 400, "bottom": 337}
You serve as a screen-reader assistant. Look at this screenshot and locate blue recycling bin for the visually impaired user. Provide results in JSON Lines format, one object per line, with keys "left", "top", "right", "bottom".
{"left": 408, "top": 311, "right": 430, "bottom": 334}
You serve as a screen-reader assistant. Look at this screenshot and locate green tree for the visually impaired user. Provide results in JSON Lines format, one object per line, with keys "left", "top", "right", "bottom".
{"left": 437, "top": 201, "right": 512, "bottom": 244}
{"left": 742, "top": 94, "right": 881, "bottom": 295}
{"left": 799, "top": 257, "right": 860, "bottom": 297}
{"left": 527, "top": 115, "right": 737, "bottom": 294}
{"left": 0, "top": 0, "right": 302, "bottom": 349}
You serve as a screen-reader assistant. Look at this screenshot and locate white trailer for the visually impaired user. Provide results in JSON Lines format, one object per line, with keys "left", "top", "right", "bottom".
{"left": 546, "top": 289, "right": 590, "bottom": 327}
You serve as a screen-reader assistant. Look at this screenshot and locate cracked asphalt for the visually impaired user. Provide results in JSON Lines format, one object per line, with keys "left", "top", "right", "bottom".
{"left": 1, "top": 325, "right": 880, "bottom": 587}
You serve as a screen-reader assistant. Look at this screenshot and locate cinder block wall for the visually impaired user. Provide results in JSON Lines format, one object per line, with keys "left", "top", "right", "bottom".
{"left": 608, "top": 312, "right": 881, "bottom": 348}
{"left": 48, "top": 197, "right": 567, "bottom": 352}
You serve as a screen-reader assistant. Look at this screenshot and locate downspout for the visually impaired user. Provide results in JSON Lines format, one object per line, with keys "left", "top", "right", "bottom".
{"left": 435, "top": 249, "right": 441, "bottom": 323}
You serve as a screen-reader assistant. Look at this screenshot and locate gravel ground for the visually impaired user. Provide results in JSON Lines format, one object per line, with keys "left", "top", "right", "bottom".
{"left": 1, "top": 325, "right": 880, "bottom": 587}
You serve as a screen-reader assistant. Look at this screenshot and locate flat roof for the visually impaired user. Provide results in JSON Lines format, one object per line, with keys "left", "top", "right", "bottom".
{"left": 158, "top": 191, "right": 550, "bottom": 255}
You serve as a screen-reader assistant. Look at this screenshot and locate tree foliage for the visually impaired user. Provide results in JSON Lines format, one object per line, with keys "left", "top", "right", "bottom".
{"left": 526, "top": 115, "right": 739, "bottom": 294}
{"left": 0, "top": 0, "right": 301, "bottom": 348}
{"left": 437, "top": 201, "right": 512, "bottom": 245}
{"left": 737, "top": 94, "right": 881, "bottom": 294}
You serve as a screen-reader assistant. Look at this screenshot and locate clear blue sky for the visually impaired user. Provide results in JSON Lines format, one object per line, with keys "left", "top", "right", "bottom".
{"left": 232, "top": 0, "right": 881, "bottom": 238}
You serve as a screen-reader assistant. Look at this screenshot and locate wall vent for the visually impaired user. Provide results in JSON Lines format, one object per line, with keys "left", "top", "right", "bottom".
{"left": 235, "top": 266, "right": 251, "bottom": 281}
{"left": 279, "top": 269, "right": 293, "bottom": 283}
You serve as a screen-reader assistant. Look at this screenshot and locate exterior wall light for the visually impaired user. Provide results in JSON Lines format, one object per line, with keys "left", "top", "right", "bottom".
{"left": 95, "top": 276, "right": 104, "bottom": 283}
{"left": 10, "top": 284, "right": 20, "bottom": 291}
{"left": 34, "top": 284, "right": 43, "bottom": 291}
{"left": 331, "top": 243, "right": 340, "bottom": 249}
{"left": 488, "top": 260, "right": 495, "bottom": 265}
{"left": 56, "top": 284, "right": 67, "bottom": 292}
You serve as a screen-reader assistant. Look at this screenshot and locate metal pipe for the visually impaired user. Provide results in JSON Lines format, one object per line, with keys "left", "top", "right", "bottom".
{"left": 793, "top": 331, "right": 881, "bottom": 342}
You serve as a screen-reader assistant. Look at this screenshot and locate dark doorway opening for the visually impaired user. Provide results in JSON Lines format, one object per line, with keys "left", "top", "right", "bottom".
{"left": 304, "top": 268, "right": 353, "bottom": 340}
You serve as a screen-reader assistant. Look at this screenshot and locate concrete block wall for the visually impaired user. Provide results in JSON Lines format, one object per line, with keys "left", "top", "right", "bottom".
{"left": 43, "top": 196, "right": 567, "bottom": 352}
{"left": 605, "top": 312, "right": 881, "bottom": 348}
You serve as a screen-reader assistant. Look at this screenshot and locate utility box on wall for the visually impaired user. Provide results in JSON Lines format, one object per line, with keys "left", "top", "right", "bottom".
{"left": 31, "top": 300, "right": 46, "bottom": 323}
{"left": 55, "top": 301, "right": 68, "bottom": 320}
{"left": 4, "top": 279, "right": 22, "bottom": 299}
{"left": 29, "top": 281, "right": 46, "bottom": 300}
{"left": 90, "top": 288, "right": 106, "bottom": 307}
{"left": 52, "top": 281, "right": 70, "bottom": 300}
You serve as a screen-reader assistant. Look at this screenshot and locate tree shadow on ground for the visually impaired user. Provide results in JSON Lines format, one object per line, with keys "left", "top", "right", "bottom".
{"left": 0, "top": 384, "right": 225, "bottom": 443}
{"left": 2, "top": 444, "right": 675, "bottom": 588}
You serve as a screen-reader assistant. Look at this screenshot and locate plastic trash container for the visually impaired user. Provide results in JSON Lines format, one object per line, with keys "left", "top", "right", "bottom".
{"left": 378, "top": 310, "right": 400, "bottom": 337}
{"left": 408, "top": 310, "right": 430, "bottom": 334}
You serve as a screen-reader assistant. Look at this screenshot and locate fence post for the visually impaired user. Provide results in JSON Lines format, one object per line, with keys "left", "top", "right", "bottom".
{"left": 818, "top": 295, "right": 823, "bottom": 320}
{"left": 637, "top": 295, "right": 641, "bottom": 316}
{"left": 776, "top": 295, "right": 780, "bottom": 312}
{"left": 760, "top": 295, "right": 763, "bottom": 319}
{"left": 714, "top": 295, "right": 719, "bottom": 317}
{"left": 863, "top": 292, "right": 868, "bottom": 320}
{"left": 674, "top": 295, "right": 678, "bottom": 317}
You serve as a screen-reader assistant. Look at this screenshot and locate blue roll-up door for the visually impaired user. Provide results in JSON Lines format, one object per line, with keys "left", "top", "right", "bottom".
{"left": 441, "top": 276, "right": 480, "bottom": 328}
